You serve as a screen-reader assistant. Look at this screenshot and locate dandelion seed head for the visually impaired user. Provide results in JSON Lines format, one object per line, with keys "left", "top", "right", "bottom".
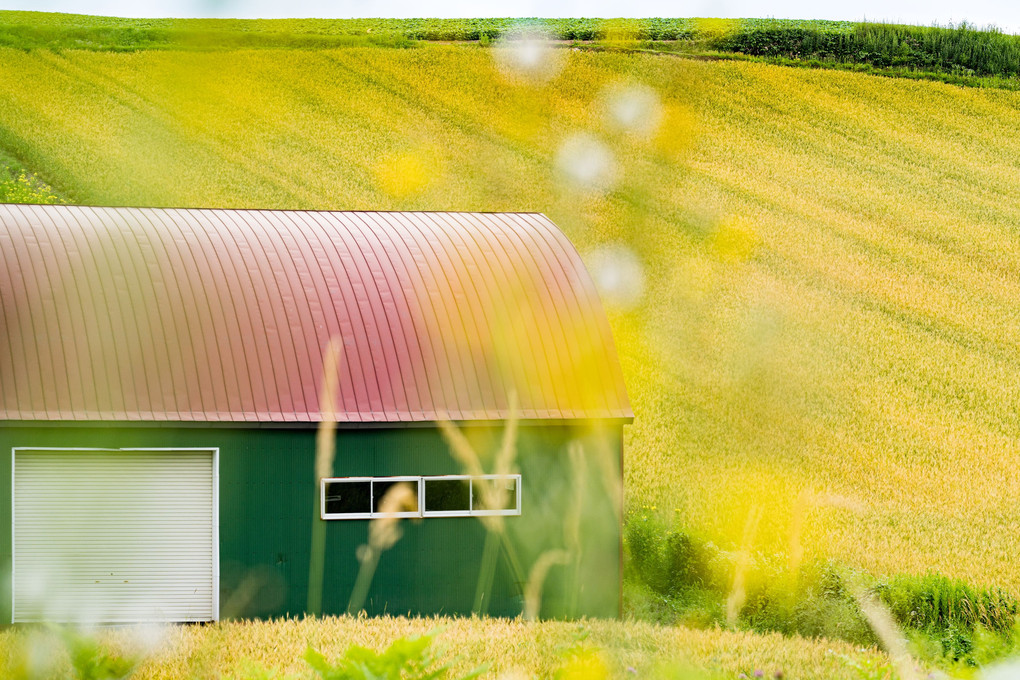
{"left": 24, "top": 629, "right": 62, "bottom": 677}
{"left": 494, "top": 28, "right": 563, "bottom": 82}
{"left": 46, "top": 590, "right": 104, "bottom": 627}
{"left": 127, "top": 622, "right": 170, "bottom": 657}
{"left": 556, "top": 133, "right": 617, "bottom": 192}
{"left": 814, "top": 493, "right": 867, "bottom": 513}
{"left": 586, "top": 244, "right": 645, "bottom": 309}
{"left": 497, "top": 670, "right": 530, "bottom": 680}
{"left": 604, "top": 83, "right": 663, "bottom": 138}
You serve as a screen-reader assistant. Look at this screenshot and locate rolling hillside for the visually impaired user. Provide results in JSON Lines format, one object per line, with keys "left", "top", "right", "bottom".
{"left": 1, "top": 41, "right": 1019, "bottom": 591}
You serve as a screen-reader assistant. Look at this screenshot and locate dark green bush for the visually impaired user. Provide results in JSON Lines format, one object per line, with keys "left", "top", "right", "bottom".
{"left": 625, "top": 516, "right": 1020, "bottom": 666}
{"left": 714, "top": 21, "right": 1020, "bottom": 79}
{"left": 626, "top": 515, "right": 714, "bottom": 597}
{"left": 873, "top": 572, "right": 1018, "bottom": 662}
{"left": 740, "top": 562, "right": 876, "bottom": 646}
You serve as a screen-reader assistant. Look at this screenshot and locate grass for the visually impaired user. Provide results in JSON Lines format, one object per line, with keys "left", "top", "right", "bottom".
{"left": 625, "top": 516, "right": 1020, "bottom": 666}
{"left": 1, "top": 37, "right": 1020, "bottom": 596}
{"left": 0, "top": 13, "right": 825, "bottom": 45}
{"left": 3, "top": 24, "right": 1020, "bottom": 678}
{"left": 2, "top": 12, "right": 1019, "bottom": 88}
{"left": 716, "top": 22, "right": 1020, "bottom": 77}
{"left": 0, "top": 616, "right": 891, "bottom": 679}
{"left": 0, "top": 150, "right": 63, "bottom": 203}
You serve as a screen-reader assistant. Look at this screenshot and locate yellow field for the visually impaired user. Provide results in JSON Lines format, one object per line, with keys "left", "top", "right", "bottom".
{"left": 1, "top": 44, "right": 1018, "bottom": 589}
{"left": 0, "top": 615, "right": 888, "bottom": 679}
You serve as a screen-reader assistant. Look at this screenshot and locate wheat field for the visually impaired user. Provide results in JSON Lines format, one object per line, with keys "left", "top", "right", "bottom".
{"left": 1, "top": 44, "right": 1018, "bottom": 589}
{"left": 0, "top": 615, "right": 889, "bottom": 679}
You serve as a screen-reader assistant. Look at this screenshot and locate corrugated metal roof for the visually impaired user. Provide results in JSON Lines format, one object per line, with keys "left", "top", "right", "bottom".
{"left": 0, "top": 206, "right": 631, "bottom": 423}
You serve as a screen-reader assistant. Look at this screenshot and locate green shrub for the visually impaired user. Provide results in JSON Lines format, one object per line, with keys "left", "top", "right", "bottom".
{"left": 625, "top": 516, "right": 1020, "bottom": 666}
{"left": 713, "top": 21, "right": 1020, "bottom": 79}
{"left": 876, "top": 573, "right": 1017, "bottom": 635}
{"left": 871, "top": 572, "right": 1018, "bottom": 663}
{"left": 62, "top": 628, "right": 138, "bottom": 680}
{"left": 626, "top": 514, "right": 715, "bottom": 597}
{"left": 740, "top": 562, "right": 876, "bottom": 646}
{"left": 305, "top": 631, "right": 486, "bottom": 680}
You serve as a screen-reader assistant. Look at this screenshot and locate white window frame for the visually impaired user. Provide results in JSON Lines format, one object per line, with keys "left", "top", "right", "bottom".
{"left": 422, "top": 474, "right": 522, "bottom": 518}
{"left": 320, "top": 475, "right": 422, "bottom": 520}
{"left": 319, "top": 474, "right": 522, "bottom": 520}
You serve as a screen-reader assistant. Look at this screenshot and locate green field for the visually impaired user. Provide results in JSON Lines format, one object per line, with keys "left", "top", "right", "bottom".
{"left": 0, "top": 12, "right": 845, "bottom": 44}
{"left": 4, "top": 11, "right": 1020, "bottom": 86}
{"left": 2, "top": 34, "right": 1020, "bottom": 594}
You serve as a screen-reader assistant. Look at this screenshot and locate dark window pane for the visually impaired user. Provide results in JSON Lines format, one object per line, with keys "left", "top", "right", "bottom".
{"left": 472, "top": 477, "right": 517, "bottom": 511}
{"left": 424, "top": 479, "right": 470, "bottom": 512}
{"left": 372, "top": 480, "right": 416, "bottom": 513}
{"left": 324, "top": 480, "right": 370, "bottom": 515}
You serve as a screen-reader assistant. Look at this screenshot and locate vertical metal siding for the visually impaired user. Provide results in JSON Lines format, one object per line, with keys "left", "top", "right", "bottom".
{"left": 0, "top": 424, "right": 622, "bottom": 621}
{"left": 252, "top": 210, "right": 318, "bottom": 420}
{"left": 51, "top": 207, "right": 104, "bottom": 419}
{"left": 13, "top": 449, "right": 216, "bottom": 623}
{"left": 363, "top": 213, "right": 454, "bottom": 420}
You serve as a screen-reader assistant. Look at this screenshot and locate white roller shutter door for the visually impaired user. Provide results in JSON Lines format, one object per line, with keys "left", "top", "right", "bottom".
{"left": 13, "top": 448, "right": 218, "bottom": 623}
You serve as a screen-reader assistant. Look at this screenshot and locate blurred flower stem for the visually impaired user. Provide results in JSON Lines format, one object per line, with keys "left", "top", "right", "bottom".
{"left": 439, "top": 392, "right": 526, "bottom": 616}
{"left": 307, "top": 338, "right": 342, "bottom": 617}
{"left": 347, "top": 483, "right": 418, "bottom": 614}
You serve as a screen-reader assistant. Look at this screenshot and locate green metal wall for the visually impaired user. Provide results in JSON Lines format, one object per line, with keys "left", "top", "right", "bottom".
{"left": 0, "top": 422, "right": 622, "bottom": 622}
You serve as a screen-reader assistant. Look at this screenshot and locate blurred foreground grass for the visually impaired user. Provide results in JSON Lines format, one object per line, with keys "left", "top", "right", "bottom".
{"left": 0, "top": 616, "right": 889, "bottom": 679}
{"left": 1, "top": 44, "right": 1019, "bottom": 590}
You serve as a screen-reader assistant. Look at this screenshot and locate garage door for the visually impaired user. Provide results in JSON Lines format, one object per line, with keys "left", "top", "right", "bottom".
{"left": 13, "top": 448, "right": 218, "bottom": 623}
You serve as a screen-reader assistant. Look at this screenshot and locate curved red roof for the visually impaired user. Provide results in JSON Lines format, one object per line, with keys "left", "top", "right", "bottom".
{"left": 0, "top": 206, "right": 631, "bottom": 423}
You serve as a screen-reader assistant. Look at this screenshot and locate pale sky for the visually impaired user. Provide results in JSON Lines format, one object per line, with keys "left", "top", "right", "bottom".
{"left": 3, "top": 0, "right": 1019, "bottom": 34}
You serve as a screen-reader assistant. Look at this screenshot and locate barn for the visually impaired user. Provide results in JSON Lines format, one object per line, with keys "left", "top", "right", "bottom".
{"left": 0, "top": 205, "right": 632, "bottom": 624}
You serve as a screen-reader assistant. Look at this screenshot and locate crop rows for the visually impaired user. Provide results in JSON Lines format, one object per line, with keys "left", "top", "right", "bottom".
{"left": 1, "top": 45, "right": 1020, "bottom": 592}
